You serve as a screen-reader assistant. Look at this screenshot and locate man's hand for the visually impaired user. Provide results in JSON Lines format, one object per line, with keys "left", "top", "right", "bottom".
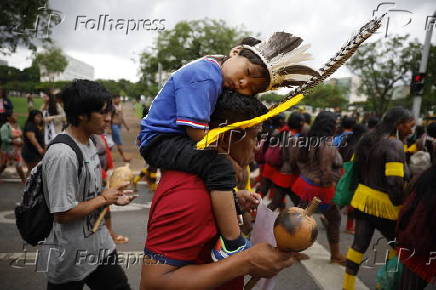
{"left": 236, "top": 190, "right": 261, "bottom": 212}
{"left": 101, "top": 187, "right": 123, "bottom": 205}
{"left": 245, "top": 243, "right": 296, "bottom": 278}
{"left": 115, "top": 190, "right": 137, "bottom": 206}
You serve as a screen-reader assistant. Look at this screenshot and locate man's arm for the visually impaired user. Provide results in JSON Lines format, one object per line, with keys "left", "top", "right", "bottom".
{"left": 54, "top": 188, "right": 121, "bottom": 224}
{"left": 140, "top": 243, "right": 296, "bottom": 290}
{"left": 120, "top": 111, "right": 129, "bottom": 131}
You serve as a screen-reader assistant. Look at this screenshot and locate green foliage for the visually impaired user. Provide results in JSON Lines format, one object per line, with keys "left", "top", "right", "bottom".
{"left": 34, "top": 47, "right": 68, "bottom": 82}
{"left": 347, "top": 35, "right": 433, "bottom": 115}
{"left": 96, "top": 79, "right": 144, "bottom": 99}
{"left": 302, "top": 83, "right": 348, "bottom": 109}
{"left": 139, "top": 18, "right": 253, "bottom": 97}
{"left": 0, "top": 0, "right": 59, "bottom": 53}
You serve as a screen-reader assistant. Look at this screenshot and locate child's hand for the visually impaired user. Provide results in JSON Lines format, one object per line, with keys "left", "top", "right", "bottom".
{"left": 236, "top": 190, "right": 261, "bottom": 212}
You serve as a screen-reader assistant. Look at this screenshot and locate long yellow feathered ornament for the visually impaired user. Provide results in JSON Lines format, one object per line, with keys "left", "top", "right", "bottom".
{"left": 196, "top": 14, "right": 385, "bottom": 150}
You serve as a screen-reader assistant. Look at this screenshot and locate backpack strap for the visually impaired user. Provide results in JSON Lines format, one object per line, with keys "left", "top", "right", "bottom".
{"left": 49, "top": 134, "right": 84, "bottom": 177}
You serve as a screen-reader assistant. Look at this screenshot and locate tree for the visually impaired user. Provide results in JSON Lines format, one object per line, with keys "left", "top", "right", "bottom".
{"left": 302, "top": 83, "right": 348, "bottom": 109}
{"left": 0, "top": 0, "right": 61, "bottom": 54}
{"left": 139, "top": 18, "right": 253, "bottom": 97}
{"left": 20, "top": 60, "right": 40, "bottom": 82}
{"left": 347, "top": 35, "right": 418, "bottom": 116}
{"left": 34, "top": 47, "right": 68, "bottom": 83}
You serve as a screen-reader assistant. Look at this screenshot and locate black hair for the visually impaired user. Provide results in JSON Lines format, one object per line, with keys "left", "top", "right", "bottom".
{"left": 48, "top": 93, "right": 58, "bottom": 116}
{"left": 237, "top": 37, "right": 262, "bottom": 46}
{"left": 3, "top": 110, "right": 13, "bottom": 119}
{"left": 287, "top": 111, "right": 305, "bottom": 131}
{"left": 426, "top": 122, "right": 436, "bottom": 139}
{"left": 210, "top": 89, "right": 267, "bottom": 129}
{"left": 298, "top": 111, "right": 337, "bottom": 162}
{"left": 339, "top": 123, "right": 368, "bottom": 161}
{"left": 112, "top": 94, "right": 121, "bottom": 99}
{"left": 415, "top": 125, "right": 425, "bottom": 140}
{"left": 341, "top": 116, "right": 356, "bottom": 130}
{"left": 367, "top": 116, "right": 379, "bottom": 129}
{"left": 302, "top": 112, "right": 312, "bottom": 125}
{"left": 25, "top": 110, "right": 43, "bottom": 126}
{"left": 61, "top": 79, "right": 112, "bottom": 127}
{"left": 356, "top": 106, "right": 413, "bottom": 166}
{"left": 0, "top": 88, "right": 7, "bottom": 98}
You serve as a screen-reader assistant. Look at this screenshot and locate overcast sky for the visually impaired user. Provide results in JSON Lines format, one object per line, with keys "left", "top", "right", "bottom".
{"left": 3, "top": 0, "right": 435, "bottom": 83}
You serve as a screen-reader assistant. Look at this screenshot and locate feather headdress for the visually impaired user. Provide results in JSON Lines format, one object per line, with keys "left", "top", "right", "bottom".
{"left": 196, "top": 14, "right": 385, "bottom": 149}
{"left": 242, "top": 32, "right": 320, "bottom": 90}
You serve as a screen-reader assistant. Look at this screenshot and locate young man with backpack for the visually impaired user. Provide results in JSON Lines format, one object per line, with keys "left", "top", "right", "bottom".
{"left": 36, "top": 80, "right": 133, "bottom": 290}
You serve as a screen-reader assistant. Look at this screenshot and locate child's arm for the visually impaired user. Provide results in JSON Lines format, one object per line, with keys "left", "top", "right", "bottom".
{"left": 186, "top": 127, "right": 208, "bottom": 142}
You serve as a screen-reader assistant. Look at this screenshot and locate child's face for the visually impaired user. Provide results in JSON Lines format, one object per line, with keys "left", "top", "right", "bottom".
{"left": 221, "top": 55, "right": 267, "bottom": 95}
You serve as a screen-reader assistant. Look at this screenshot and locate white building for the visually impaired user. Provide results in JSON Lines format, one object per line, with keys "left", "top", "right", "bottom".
{"left": 327, "top": 76, "right": 368, "bottom": 104}
{"left": 40, "top": 55, "right": 94, "bottom": 82}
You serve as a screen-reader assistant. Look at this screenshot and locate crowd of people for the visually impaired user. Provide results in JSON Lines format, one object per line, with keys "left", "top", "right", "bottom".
{"left": 254, "top": 107, "right": 436, "bottom": 289}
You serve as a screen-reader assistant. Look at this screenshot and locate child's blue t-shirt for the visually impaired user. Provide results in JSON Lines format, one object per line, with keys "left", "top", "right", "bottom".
{"left": 138, "top": 57, "right": 223, "bottom": 149}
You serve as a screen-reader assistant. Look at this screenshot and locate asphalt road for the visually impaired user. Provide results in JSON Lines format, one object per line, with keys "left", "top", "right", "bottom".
{"left": 1, "top": 181, "right": 435, "bottom": 290}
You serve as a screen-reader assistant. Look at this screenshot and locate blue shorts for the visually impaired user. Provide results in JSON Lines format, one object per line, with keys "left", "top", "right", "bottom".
{"left": 111, "top": 124, "right": 122, "bottom": 145}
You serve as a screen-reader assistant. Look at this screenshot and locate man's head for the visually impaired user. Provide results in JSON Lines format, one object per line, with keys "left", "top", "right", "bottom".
{"left": 341, "top": 116, "right": 356, "bottom": 131}
{"left": 367, "top": 116, "right": 379, "bottom": 129}
{"left": 210, "top": 89, "right": 267, "bottom": 167}
{"left": 112, "top": 95, "right": 121, "bottom": 105}
{"left": 61, "top": 79, "right": 112, "bottom": 135}
{"left": 287, "top": 111, "right": 305, "bottom": 132}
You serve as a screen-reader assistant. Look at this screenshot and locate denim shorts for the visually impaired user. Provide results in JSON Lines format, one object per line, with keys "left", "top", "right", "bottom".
{"left": 111, "top": 124, "right": 122, "bottom": 145}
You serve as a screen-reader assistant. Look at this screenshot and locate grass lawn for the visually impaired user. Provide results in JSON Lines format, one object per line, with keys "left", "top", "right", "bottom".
{"left": 9, "top": 96, "right": 44, "bottom": 128}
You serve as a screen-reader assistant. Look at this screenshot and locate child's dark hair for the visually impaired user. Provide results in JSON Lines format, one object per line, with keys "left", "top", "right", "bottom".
{"left": 61, "top": 79, "right": 112, "bottom": 127}
{"left": 210, "top": 89, "right": 267, "bottom": 128}
{"left": 238, "top": 37, "right": 261, "bottom": 46}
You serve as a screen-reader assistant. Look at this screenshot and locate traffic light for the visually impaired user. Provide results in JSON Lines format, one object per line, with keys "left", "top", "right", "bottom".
{"left": 410, "top": 72, "right": 426, "bottom": 95}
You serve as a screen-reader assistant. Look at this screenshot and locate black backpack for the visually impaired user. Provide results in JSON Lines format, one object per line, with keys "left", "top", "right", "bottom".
{"left": 15, "top": 134, "right": 85, "bottom": 246}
